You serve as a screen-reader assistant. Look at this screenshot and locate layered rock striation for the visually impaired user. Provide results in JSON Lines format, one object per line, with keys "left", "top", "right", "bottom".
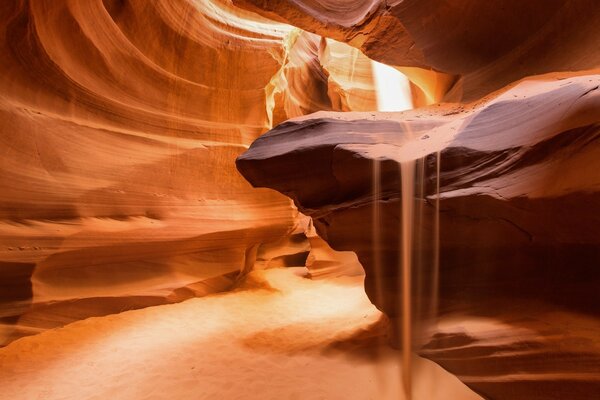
{"left": 0, "top": 0, "right": 291, "bottom": 345}
{"left": 0, "top": 0, "right": 374, "bottom": 346}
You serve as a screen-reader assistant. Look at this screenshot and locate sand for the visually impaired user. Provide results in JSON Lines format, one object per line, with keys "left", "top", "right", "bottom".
{"left": 0, "top": 267, "right": 481, "bottom": 400}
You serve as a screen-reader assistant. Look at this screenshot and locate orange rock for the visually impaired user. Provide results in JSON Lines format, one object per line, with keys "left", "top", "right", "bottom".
{"left": 237, "top": 74, "right": 600, "bottom": 399}
{"left": 0, "top": 0, "right": 386, "bottom": 346}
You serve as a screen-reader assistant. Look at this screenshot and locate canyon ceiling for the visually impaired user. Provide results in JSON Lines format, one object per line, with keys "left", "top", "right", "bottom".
{"left": 0, "top": 1, "right": 599, "bottom": 400}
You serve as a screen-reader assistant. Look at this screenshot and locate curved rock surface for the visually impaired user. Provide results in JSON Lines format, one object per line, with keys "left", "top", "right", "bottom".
{"left": 0, "top": 0, "right": 374, "bottom": 346}
{"left": 237, "top": 73, "right": 600, "bottom": 399}
{"left": 0, "top": 0, "right": 294, "bottom": 345}
{"left": 2, "top": 0, "right": 599, "bottom": 398}
{"left": 234, "top": 0, "right": 600, "bottom": 102}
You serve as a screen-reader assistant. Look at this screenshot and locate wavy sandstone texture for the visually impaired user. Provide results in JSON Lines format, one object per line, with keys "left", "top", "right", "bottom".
{"left": 234, "top": 0, "right": 600, "bottom": 102}
{"left": 0, "top": 0, "right": 375, "bottom": 346}
{"left": 237, "top": 74, "right": 600, "bottom": 399}
{"left": 2, "top": 0, "right": 599, "bottom": 399}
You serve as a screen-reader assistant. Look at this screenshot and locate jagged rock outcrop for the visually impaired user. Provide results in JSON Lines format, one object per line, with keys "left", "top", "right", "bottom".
{"left": 234, "top": 0, "right": 600, "bottom": 102}
{"left": 237, "top": 73, "right": 600, "bottom": 399}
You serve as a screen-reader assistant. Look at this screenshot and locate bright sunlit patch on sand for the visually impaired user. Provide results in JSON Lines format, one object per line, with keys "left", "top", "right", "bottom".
{"left": 371, "top": 61, "right": 413, "bottom": 112}
{"left": 0, "top": 268, "right": 481, "bottom": 400}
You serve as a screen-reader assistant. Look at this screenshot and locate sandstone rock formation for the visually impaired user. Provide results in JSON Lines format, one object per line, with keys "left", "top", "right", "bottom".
{"left": 2, "top": 0, "right": 599, "bottom": 399}
{"left": 0, "top": 0, "right": 287, "bottom": 345}
{"left": 304, "top": 218, "right": 363, "bottom": 279}
{"left": 0, "top": 0, "right": 372, "bottom": 346}
{"left": 237, "top": 74, "right": 600, "bottom": 399}
{"left": 234, "top": 0, "right": 600, "bottom": 102}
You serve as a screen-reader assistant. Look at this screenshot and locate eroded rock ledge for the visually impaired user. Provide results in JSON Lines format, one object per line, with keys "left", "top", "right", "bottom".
{"left": 237, "top": 73, "right": 600, "bottom": 399}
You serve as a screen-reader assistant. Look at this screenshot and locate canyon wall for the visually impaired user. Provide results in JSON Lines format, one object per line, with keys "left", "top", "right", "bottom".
{"left": 0, "top": 0, "right": 370, "bottom": 346}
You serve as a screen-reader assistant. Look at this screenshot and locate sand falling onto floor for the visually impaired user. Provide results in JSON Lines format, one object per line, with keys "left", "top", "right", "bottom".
{"left": 0, "top": 267, "right": 482, "bottom": 400}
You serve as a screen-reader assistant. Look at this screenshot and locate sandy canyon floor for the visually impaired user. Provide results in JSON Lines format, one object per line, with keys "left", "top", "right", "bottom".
{"left": 0, "top": 267, "right": 481, "bottom": 400}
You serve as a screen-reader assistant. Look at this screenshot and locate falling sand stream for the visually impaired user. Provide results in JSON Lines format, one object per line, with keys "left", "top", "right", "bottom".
{"left": 399, "top": 160, "right": 415, "bottom": 398}
{"left": 372, "top": 61, "right": 442, "bottom": 399}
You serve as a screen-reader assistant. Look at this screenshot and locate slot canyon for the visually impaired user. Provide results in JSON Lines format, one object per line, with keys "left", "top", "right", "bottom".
{"left": 0, "top": 1, "right": 598, "bottom": 399}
